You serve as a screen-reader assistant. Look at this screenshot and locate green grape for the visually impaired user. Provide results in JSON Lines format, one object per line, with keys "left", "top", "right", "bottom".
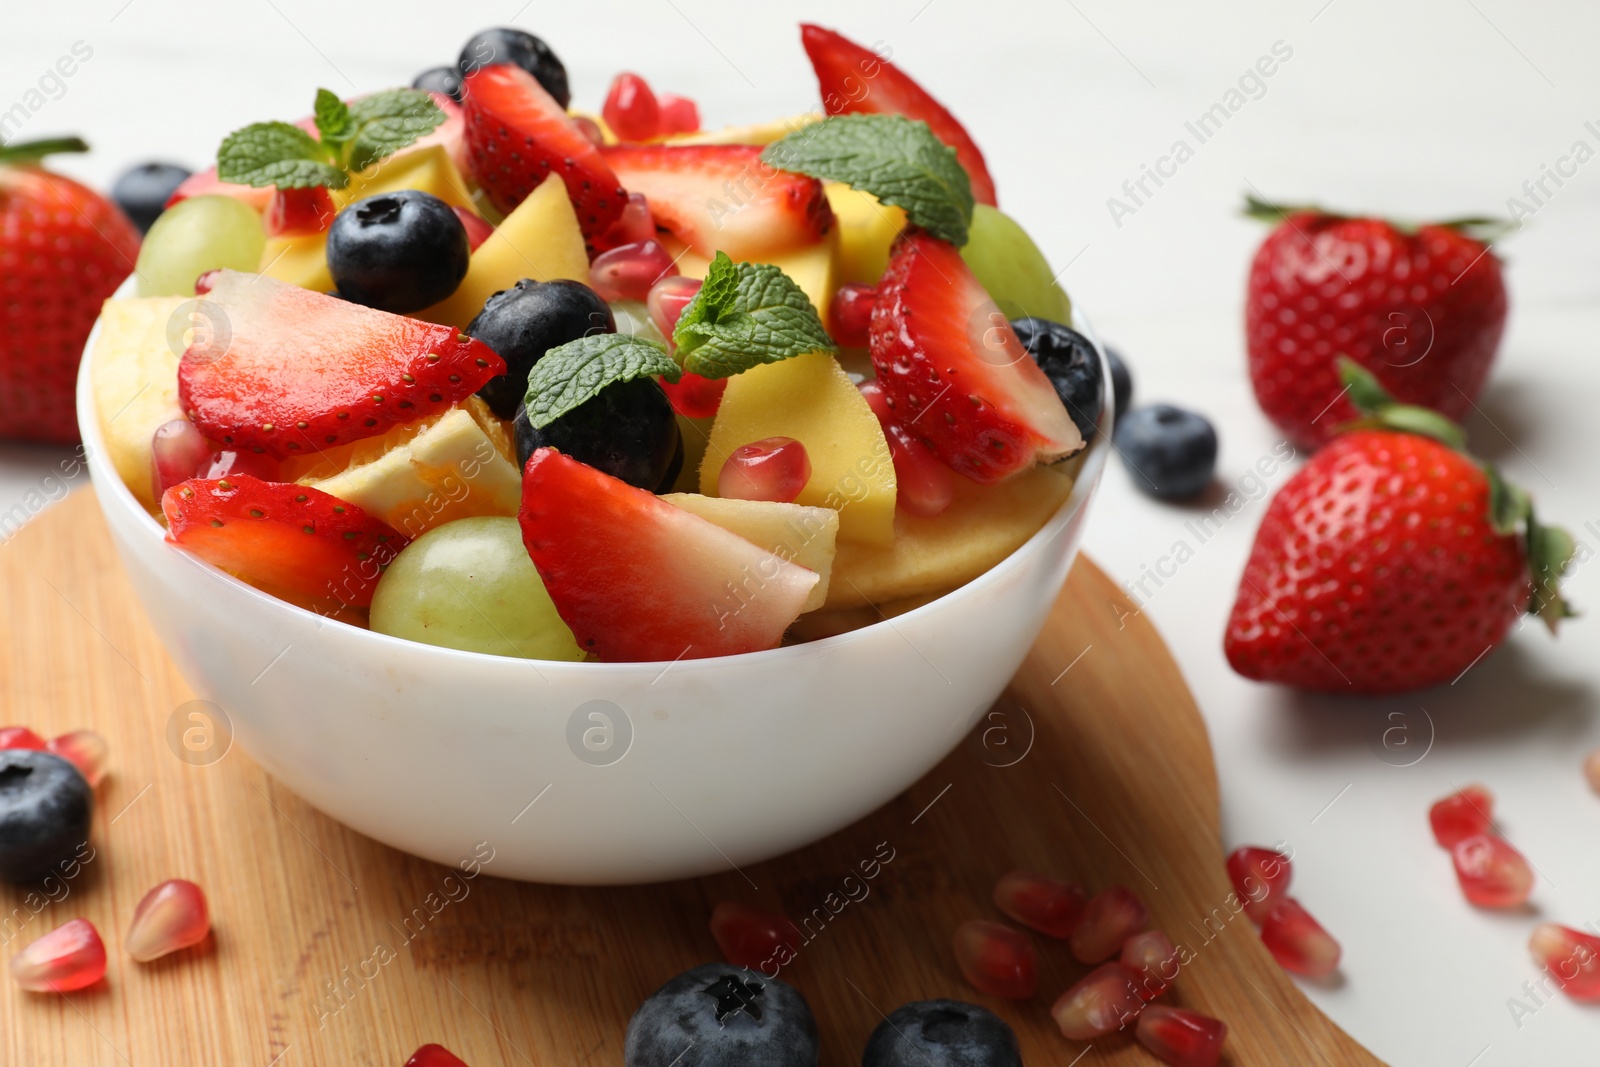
{"left": 135, "top": 194, "right": 266, "bottom": 297}
{"left": 370, "top": 517, "right": 584, "bottom": 661}
{"left": 959, "top": 204, "right": 1073, "bottom": 324}
{"left": 609, "top": 299, "right": 666, "bottom": 344}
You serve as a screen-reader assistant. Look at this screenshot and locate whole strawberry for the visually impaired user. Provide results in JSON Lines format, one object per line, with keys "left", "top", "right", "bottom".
{"left": 0, "top": 138, "right": 141, "bottom": 443}
{"left": 1225, "top": 362, "right": 1572, "bottom": 694}
{"left": 1244, "top": 198, "right": 1507, "bottom": 449}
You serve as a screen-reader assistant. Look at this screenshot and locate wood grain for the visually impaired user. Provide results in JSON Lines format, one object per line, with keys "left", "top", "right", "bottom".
{"left": 0, "top": 491, "right": 1384, "bottom": 1066}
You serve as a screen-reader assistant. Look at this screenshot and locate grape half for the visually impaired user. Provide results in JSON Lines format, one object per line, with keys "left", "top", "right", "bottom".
{"left": 959, "top": 204, "right": 1073, "bottom": 324}
{"left": 135, "top": 194, "right": 266, "bottom": 297}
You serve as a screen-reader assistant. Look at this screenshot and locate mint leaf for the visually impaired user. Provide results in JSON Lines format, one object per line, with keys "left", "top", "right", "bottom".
{"left": 524, "top": 334, "right": 682, "bottom": 430}
{"left": 217, "top": 122, "right": 345, "bottom": 189}
{"left": 763, "top": 114, "right": 974, "bottom": 245}
{"left": 314, "top": 88, "right": 354, "bottom": 146}
{"left": 346, "top": 89, "right": 445, "bottom": 172}
{"left": 673, "top": 254, "right": 837, "bottom": 379}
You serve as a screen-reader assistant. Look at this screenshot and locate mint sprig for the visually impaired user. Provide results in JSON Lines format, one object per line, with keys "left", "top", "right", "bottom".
{"left": 763, "top": 114, "right": 974, "bottom": 245}
{"left": 217, "top": 87, "right": 444, "bottom": 190}
{"left": 672, "top": 252, "right": 838, "bottom": 379}
{"left": 524, "top": 334, "right": 682, "bottom": 430}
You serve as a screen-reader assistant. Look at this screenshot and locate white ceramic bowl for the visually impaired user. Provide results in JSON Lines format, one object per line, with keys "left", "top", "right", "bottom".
{"left": 75, "top": 280, "right": 1110, "bottom": 884}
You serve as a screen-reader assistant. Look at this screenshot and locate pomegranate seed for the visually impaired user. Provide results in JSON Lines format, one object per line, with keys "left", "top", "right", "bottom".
{"left": 194, "top": 269, "right": 220, "bottom": 294}
{"left": 46, "top": 730, "right": 109, "bottom": 787}
{"left": 1070, "top": 885, "right": 1149, "bottom": 964}
{"left": 1584, "top": 750, "right": 1600, "bottom": 795}
{"left": 1120, "top": 929, "right": 1181, "bottom": 1001}
{"left": 125, "top": 879, "right": 210, "bottom": 962}
{"left": 1429, "top": 785, "right": 1494, "bottom": 848}
{"left": 828, "top": 282, "right": 877, "bottom": 348}
{"left": 10, "top": 919, "right": 106, "bottom": 992}
{"left": 718, "top": 437, "right": 812, "bottom": 503}
{"left": 1226, "top": 845, "right": 1292, "bottom": 923}
{"left": 594, "top": 192, "right": 657, "bottom": 252}
{"left": 709, "top": 901, "right": 801, "bottom": 974}
{"left": 1051, "top": 962, "right": 1145, "bottom": 1039}
{"left": 603, "top": 72, "right": 661, "bottom": 142}
{"left": 1530, "top": 923, "right": 1600, "bottom": 1000}
{"left": 859, "top": 380, "right": 954, "bottom": 518}
{"left": 590, "top": 240, "right": 677, "bottom": 303}
{"left": 952, "top": 919, "right": 1037, "bottom": 999}
{"left": 264, "top": 185, "right": 337, "bottom": 238}
{"left": 648, "top": 274, "right": 703, "bottom": 341}
{"left": 404, "top": 1045, "right": 470, "bottom": 1067}
{"left": 992, "top": 870, "right": 1086, "bottom": 939}
{"left": 452, "top": 207, "right": 494, "bottom": 253}
{"left": 151, "top": 418, "right": 211, "bottom": 496}
{"left": 657, "top": 93, "right": 701, "bottom": 135}
{"left": 0, "top": 727, "right": 46, "bottom": 751}
{"left": 572, "top": 114, "right": 606, "bottom": 147}
{"left": 1136, "top": 1004, "right": 1227, "bottom": 1067}
{"left": 200, "top": 450, "right": 283, "bottom": 483}
{"left": 1452, "top": 833, "right": 1534, "bottom": 908}
{"left": 1260, "top": 898, "right": 1340, "bottom": 978}
{"left": 662, "top": 373, "right": 727, "bottom": 420}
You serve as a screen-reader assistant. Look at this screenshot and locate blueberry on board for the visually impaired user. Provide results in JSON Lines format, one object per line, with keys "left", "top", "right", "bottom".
{"left": 325, "top": 190, "right": 469, "bottom": 314}
{"left": 1010, "top": 317, "right": 1104, "bottom": 439}
{"left": 513, "top": 378, "right": 681, "bottom": 493}
{"left": 469, "top": 279, "right": 616, "bottom": 419}
{"left": 0, "top": 750, "right": 91, "bottom": 884}
{"left": 624, "top": 963, "right": 819, "bottom": 1067}
{"left": 412, "top": 65, "right": 464, "bottom": 103}
{"left": 861, "top": 1000, "right": 1021, "bottom": 1067}
{"left": 1104, "top": 344, "right": 1134, "bottom": 422}
{"left": 458, "top": 28, "right": 570, "bottom": 108}
{"left": 1113, "top": 403, "right": 1218, "bottom": 501}
{"left": 111, "top": 162, "right": 192, "bottom": 234}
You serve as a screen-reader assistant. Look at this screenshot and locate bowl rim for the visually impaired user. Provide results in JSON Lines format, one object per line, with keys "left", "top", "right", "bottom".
{"left": 76, "top": 275, "right": 1111, "bottom": 675}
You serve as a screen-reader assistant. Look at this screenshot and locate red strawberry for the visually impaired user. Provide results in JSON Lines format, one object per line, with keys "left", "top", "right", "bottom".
{"left": 0, "top": 138, "right": 141, "bottom": 443}
{"left": 869, "top": 232, "right": 1082, "bottom": 483}
{"left": 518, "top": 449, "right": 818, "bottom": 662}
{"left": 1225, "top": 366, "right": 1573, "bottom": 693}
{"left": 461, "top": 64, "right": 626, "bottom": 238}
{"left": 1244, "top": 199, "right": 1507, "bottom": 448}
{"left": 800, "top": 24, "right": 997, "bottom": 206}
{"left": 162, "top": 476, "right": 406, "bottom": 611}
{"left": 178, "top": 270, "right": 503, "bottom": 459}
{"left": 599, "top": 144, "right": 833, "bottom": 260}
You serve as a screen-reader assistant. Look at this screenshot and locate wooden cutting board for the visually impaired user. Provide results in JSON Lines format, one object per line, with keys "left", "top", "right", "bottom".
{"left": 0, "top": 490, "right": 1383, "bottom": 1066}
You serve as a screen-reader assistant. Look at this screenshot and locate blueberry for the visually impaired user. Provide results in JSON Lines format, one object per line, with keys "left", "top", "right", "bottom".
{"left": 458, "top": 28, "right": 570, "bottom": 109}
{"left": 325, "top": 190, "right": 469, "bottom": 314}
{"left": 861, "top": 1000, "right": 1020, "bottom": 1067}
{"left": 624, "top": 963, "right": 818, "bottom": 1067}
{"left": 1010, "top": 317, "right": 1104, "bottom": 439}
{"left": 111, "top": 162, "right": 192, "bottom": 234}
{"left": 412, "top": 65, "right": 464, "bottom": 104}
{"left": 1113, "top": 403, "right": 1217, "bottom": 500}
{"left": 0, "top": 750, "right": 91, "bottom": 884}
{"left": 514, "top": 378, "right": 681, "bottom": 492}
{"left": 1104, "top": 344, "right": 1134, "bottom": 422}
{"left": 468, "top": 279, "right": 615, "bottom": 419}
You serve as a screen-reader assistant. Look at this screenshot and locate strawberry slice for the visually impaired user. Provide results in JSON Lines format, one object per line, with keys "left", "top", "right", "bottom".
{"left": 870, "top": 232, "right": 1083, "bottom": 484}
{"left": 178, "top": 270, "right": 504, "bottom": 459}
{"left": 162, "top": 476, "right": 407, "bottom": 611}
{"left": 599, "top": 144, "right": 833, "bottom": 260}
{"left": 800, "top": 23, "right": 997, "bottom": 206}
{"left": 518, "top": 449, "right": 818, "bottom": 662}
{"left": 461, "top": 64, "right": 627, "bottom": 238}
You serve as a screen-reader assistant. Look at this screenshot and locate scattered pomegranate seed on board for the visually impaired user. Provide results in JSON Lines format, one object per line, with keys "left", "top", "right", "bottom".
{"left": 125, "top": 879, "right": 211, "bottom": 962}
{"left": 46, "top": 730, "right": 109, "bottom": 787}
{"left": 1051, "top": 962, "right": 1145, "bottom": 1039}
{"left": 1260, "top": 898, "right": 1340, "bottom": 978}
{"left": 1136, "top": 1004, "right": 1227, "bottom": 1067}
{"left": 1225, "top": 845, "right": 1292, "bottom": 923}
{"left": 1429, "top": 785, "right": 1495, "bottom": 848}
{"left": 0, "top": 726, "right": 46, "bottom": 751}
{"left": 952, "top": 919, "right": 1038, "bottom": 999}
{"left": 1529, "top": 923, "right": 1600, "bottom": 1000}
{"left": 403, "top": 1045, "right": 470, "bottom": 1067}
{"left": 1120, "top": 929, "right": 1181, "bottom": 1001}
{"left": 1070, "top": 885, "right": 1149, "bottom": 964}
{"left": 992, "top": 870, "right": 1087, "bottom": 939}
{"left": 10, "top": 918, "right": 106, "bottom": 992}
{"left": 1452, "top": 833, "right": 1534, "bottom": 908}
{"left": 709, "top": 901, "right": 801, "bottom": 974}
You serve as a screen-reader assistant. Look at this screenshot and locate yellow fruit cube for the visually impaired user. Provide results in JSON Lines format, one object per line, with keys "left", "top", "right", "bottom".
{"left": 825, "top": 464, "right": 1076, "bottom": 608}
{"left": 89, "top": 296, "right": 192, "bottom": 510}
{"left": 824, "top": 184, "right": 905, "bottom": 286}
{"left": 419, "top": 173, "right": 590, "bottom": 330}
{"left": 662, "top": 494, "right": 839, "bottom": 611}
{"left": 260, "top": 231, "right": 335, "bottom": 293}
{"left": 700, "top": 351, "right": 896, "bottom": 548}
{"left": 666, "top": 233, "right": 838, "bottom": 323}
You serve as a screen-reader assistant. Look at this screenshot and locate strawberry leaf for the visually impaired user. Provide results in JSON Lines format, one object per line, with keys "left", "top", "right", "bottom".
{"left": 1526, "top": 508, "right": 1578, "bottom": 632}
{"left": 524, "top": 334, "right": 681, "bottom": 430}
{"left": 0, "top": 136, "right": 89, "bottom": 166}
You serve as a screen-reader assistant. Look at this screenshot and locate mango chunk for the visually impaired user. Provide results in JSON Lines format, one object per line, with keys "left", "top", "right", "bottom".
{"left": 665, "top": 113, "right": 822, "bottom": 146}
{"left": 663, "top": 494, "right": 839, "bottom": 612}
{"left": 665, "top": 232, "right": 838, "bottom": 323}
{"left": 824, "top": 184, "right": 905, "bottom": 286}
{"left": 90, "top": 296, "right": 192, "bottom": 510}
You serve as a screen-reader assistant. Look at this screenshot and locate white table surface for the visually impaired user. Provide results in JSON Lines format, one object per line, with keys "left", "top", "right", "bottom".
{"left": 7, "top": 2, "right": 1600, "bottom": 1062}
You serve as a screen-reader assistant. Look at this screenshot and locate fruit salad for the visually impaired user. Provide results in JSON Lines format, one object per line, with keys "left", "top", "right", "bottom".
{"left": 89, "top": 23, "right": 1103, "bottom": 663}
